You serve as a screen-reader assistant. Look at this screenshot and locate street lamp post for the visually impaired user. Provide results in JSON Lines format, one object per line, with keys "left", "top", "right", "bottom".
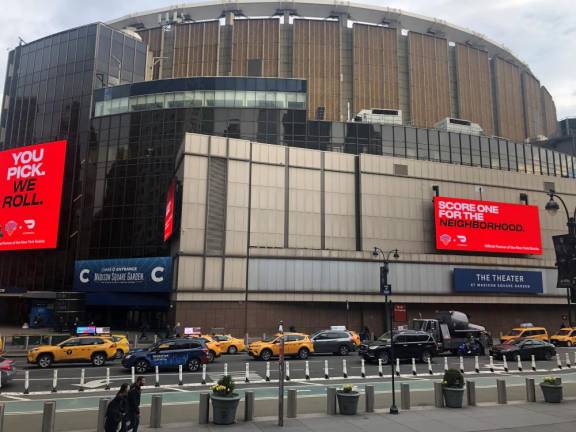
{"left": 545, "top": 191, "right": 576, "bottom": 326}
{"left": 372, "top": 247, "right": 400, "bottom": 415}
{"left": 278, "top": 320, "right": 285, "bottom": 426}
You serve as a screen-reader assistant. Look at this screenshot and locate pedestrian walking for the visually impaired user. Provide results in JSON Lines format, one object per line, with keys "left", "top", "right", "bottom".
{"left": 126, "top": 376, "right": 145, "bottom": 432}
{"left": 105, "top": 383, "right": 129, "bottom": 432}
{"left": 174, "top": 322, "right": 182, "bottom": 338}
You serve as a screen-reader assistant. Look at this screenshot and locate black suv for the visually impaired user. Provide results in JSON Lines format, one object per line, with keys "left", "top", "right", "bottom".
{"left": 310, "top": 330, "right": 357, "bottom": 356}
{"left": 360, "top": 330, "right": 437, "bottom": 364}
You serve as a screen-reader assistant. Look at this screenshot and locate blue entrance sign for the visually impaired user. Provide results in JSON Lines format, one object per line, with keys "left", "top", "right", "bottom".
{"left": 453, "top": 268, "right": 543, "bottom": 294}
{"left": 74, "top": 257, "right": 172, "bottom": 293}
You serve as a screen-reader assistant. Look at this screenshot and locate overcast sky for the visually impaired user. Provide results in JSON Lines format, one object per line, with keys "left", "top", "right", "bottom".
{"left": 0, "top": 0, "right": 574, "bottom": 118}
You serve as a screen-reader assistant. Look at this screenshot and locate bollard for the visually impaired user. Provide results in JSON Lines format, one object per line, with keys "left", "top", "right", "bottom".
{"left": 105, "top": 368, "right": 110, "bottom": 391}
{"left": 525, "top": 378, "right": 536, "bottom": 402}
{"left": 178, "top": 364, "right": 183, "bottom": 386}
{"left": 497, "top": 379, "right": 507, "bottom": 404}
{"left": 396, "top": 358, "right": 400, "bottom": 376}
{"left": 489, "top": 355, "right": 495, "bottom": 373}
{"left": 434, "top": 382, "right": 444, "bottom": 408}
{"left": 287, "top": 389, "right": 297, "bottom": 418}
{"left": 153, "top": 334, "right": 158, "bottom": 344}
{"left": 224, "top": 363, "right": 228, "bottom": 376}
{"left": 466, "top": 381, "right": 476, "bottom": 406}
{"left": 266, "top": 361, "right": 271, "bottom": 381}
{"left": 79, "top": 369, "right": 85, "bottom": 392}
{"left": 327, "top": 387, "right": 337, "bottom": 415}
{"left": 155, "top": 366, "right": 160, "bottom": 387}
{"left": 0, "top": 403, "right": 4, "bottom": 432}
{"left": 199, "top": 393, "right": 210, "bottom": 424}
{"left": 96, "top": 399, "right": 110, "bottom": 432}
{"left": 474, "top": 356, "right": 480, "bottom": 374}
{"left": 556, "top": 353, "right": 562, "bottom": 370}
{"left": 286, "top": 361, "right": 291, "bottom": 381}
{"left": 400, "top": 383, "right": 410, "bottom": 410}
{"left": 134, "top": 334, "right": 139, "bottom": 348}
{"left": 201, "top": 364, "right": 207, "bottom": 385}
{"left": 244, "top": 391, "right": 254, "bottom": 421}
{"left": 365, "top": 385, "right": 375, "bottom": 413}
{"left": 324, "top": 360, "right": 329, "bottom": 379}
{"left": 566, "top": 352, "right": 572, "bottom": 368}
{"left": 131, "top": 366, "right": 135, "bottom": 384}
{"left": 41, "top": 401, "right": 56, "bottom": 432}
{"left": 24, "top": 370, "right": 30, "bottom": 394}
{"left": 459, "top": 356, "right": 464, "bottom": 374}
{"left": 150, "top": 395, "right": 162, "bottom": 428}
{"left": 412, "top": 358, "right": 417, "bottom": 376}
{"left": 378, "top": 358, "right": 383, "bottom": 377}
{"left": 305, "top": 361, "right": 310, "bottom": 380}
{"left": 342, "top": 359, "right": 348, "bottom": 379}
{"left": 361, "top": 359, "right": 366, "bottom": 378}
{"left": 245, "top": 362, "right": 250, "bottom": 383}
{"left": 428, "top": 357, "right": 433, "bottom": 375}
{"left": 503, "top": 355, "right": 508, "bottom": 373}
{"left": 51, "top": 369, "right": 58, "bottom": 393}
{"left": 531, "top": 355, "right": 536, "bottom": 372}
{"left": 444, "top": 356, "right": 449, "bottom": 372}
{"left": 517, "top": 355, "right": 523, "bottom": 372}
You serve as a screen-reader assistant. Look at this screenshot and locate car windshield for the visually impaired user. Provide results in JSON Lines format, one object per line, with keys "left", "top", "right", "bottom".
{"left": 508, "top": 329, "right": 524, "bottom": 336}
{"left": 377, "top": 332, "right": 391, "bottom": 342}
{"left": 556, "top": 329, "right": 571, "bottom": 336}
{"left": 262, "top": 336, "right": 278, "bottom": 343}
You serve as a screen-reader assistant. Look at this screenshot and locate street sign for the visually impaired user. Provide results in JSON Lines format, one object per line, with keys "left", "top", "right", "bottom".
{"left": 380, "top": 266, "right": 391, "bottom": 295}
{"left": 381, "top": 284, "right": 392, "bottom": 296}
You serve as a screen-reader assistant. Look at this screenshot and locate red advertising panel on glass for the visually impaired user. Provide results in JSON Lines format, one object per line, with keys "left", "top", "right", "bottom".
{"left": 164, "top": 178, "right": 176, "bottom": 242}
{"left": 0, "top": 140, "right": 67, "bottom": 251}
{"left": 434, "top": 196, "right": 542, "bottom": 255}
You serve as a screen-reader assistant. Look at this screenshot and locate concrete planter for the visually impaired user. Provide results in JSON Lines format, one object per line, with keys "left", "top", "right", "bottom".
{"left": 337, "top": 391, "right": 360, "bottom": 415}
{"left": 211, "top": 393, "right": 241, "bottom": 425}
{"left": 540, "top": 384, "right": 563, "bottom": 403}
{"left": 443, "top": 387, "right": 465, "bottom": 408}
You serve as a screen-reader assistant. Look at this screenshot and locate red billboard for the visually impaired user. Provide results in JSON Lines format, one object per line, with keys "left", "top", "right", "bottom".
{"left": 434, "top": 196, "right": 542, "bottom": 255}
{"left": 0, "top": 140, "right": 67, "bottom": 251}
{"left": 164, "top": 178, "right": 176, "bottom": 242}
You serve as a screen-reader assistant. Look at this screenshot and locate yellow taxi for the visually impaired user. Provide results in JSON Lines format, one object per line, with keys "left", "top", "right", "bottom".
{"left": 348, "top": 331, "right": 361, "bottom": 347}
{"left": 550, "top": 328, "right": 576, "bottom": 347}
{"left": 0, "top": 336, "right": 4, "bottom": 354}
{"left": 27, "top": 336, "right": 117, "bottom": 368}
{"left": 248, "top": 333, "right": 314, "bottom": 361}
{"left": 80, "top": 334, "right": 130, "bottom": 359}
{"left": 500, "top": 326, "right": 549, "bottom": 343}
{"left": 198, "top": 335, "right": 224, "bottom": 362}
{"left": 212, "top": 334, "right": 246, "bottom": 354}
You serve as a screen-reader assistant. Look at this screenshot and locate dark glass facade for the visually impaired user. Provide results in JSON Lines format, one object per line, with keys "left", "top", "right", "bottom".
{"left": 0, "top": 23, "right": 146, "bottom": 295}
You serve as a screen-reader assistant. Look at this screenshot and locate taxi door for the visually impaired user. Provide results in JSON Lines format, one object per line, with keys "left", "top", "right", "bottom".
{"left": 57, "top": 338, "right": 84, "bottom": 361}
{"left": 149, "top": 342, "right": 178, "bottom": 368}
{"left": 283, "top": 335, "right": 299, "bottom": 356}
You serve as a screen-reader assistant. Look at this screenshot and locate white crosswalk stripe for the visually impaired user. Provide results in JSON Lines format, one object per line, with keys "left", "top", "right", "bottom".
{"left": 208, "top": 372, "right": 262, "bottom": 382}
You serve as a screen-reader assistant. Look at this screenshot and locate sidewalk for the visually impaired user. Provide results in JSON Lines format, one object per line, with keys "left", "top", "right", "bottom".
{"left": 133, "top": 400, "right": 576, "bottom": 432}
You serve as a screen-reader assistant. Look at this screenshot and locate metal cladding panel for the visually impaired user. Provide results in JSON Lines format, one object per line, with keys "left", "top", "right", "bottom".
{"left": 293, "top": 19, "right": 341, "bottom": 121}
{"left": 522, "top": 72, "right": 544, "bottom": 139}
{"left": 352, "top": 24, "right": 399, "bottom": 115}
{"left": 492, "top": 57, "right": 525, "bottom": 142}
{"left": 541, "top": 86, "right": 558, "bottom": 137}
{"left": 455, "top": 44, "right": 494, "bottom": 135}
{"left": 172, "top": 21, "right": 220, "bottom": 77}
{"left": 139, "top": 27, "right": 163, "bottom": 79}
{"left": 408, "top": 32, "right": 451, "bottom": 128}
{"left": 232, "top": 18, "right": 280, "bottom": 77}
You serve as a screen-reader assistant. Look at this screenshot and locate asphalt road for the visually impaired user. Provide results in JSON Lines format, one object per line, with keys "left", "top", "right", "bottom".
{"left": 1, "top": 347, "right": 575, "bottom": 395}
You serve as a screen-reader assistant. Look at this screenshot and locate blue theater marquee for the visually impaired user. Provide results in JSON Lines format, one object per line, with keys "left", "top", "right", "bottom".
{"left": 74, "top": 257, "right": 172, "bottom": 293}
{"left": 453, "top": 268, "right": 543, "bottom": 294}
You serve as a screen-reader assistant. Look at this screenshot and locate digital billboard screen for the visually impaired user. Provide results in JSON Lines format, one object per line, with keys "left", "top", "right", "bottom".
{"left": 0, "top": 140, "right": 67, "bottom": 251}
{"left": 434, "top": 197, "right": 542, "bottom": 255}
{"left": 164, "top": 178, "right": 175, "bottom": 242}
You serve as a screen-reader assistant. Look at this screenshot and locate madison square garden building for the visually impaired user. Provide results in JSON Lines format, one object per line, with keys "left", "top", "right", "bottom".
{"left": 0, "top": 1, "right": 574, "bottom": 336}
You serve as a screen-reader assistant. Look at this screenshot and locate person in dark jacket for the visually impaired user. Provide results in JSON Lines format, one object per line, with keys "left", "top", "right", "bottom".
{"left": 105, "top": 383, "right": 129, "bottom": 432}
{"left": 126, "top": 376, "right": 145, "bottom": 432}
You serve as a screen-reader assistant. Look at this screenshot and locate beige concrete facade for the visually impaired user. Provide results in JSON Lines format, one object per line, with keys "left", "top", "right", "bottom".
{"left": 172, "top": 133, "right": 576, "bottom": 335}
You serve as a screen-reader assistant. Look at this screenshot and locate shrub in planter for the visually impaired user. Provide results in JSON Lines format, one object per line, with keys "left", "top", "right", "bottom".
{"left": 442, "top": 369, "right": 465, "bottom": 408}
{"left": 540, "top": 376, "right": 562, "bottom": 403}
{"left": 336, "top": 384, "right": 360, "bottom": 415}
{"left": 211, "top": 376, "right": 241, "bottom": 425}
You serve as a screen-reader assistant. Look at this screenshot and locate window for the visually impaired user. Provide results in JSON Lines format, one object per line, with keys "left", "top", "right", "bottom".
{"left": 314, "top": 333, "right": 330, "bottom": 340}
{"left": 61, "top": 339, "right": 80, "bottom": 347}
{"left": 287, "top": 335, "right": 304, "bottom": 342}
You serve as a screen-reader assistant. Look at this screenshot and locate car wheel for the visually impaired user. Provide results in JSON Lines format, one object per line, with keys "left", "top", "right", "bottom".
{"left": 337, "top": 345, "right": 350, "bottom": 356}
{"left": 187, "top": 358, "right": 201, "bottom": 372}
{"left": 227, "top": 346, "right": 238, "bottom": 355}
{"left": 37, "top": 354, "right": 53, "bottom": 368}
{"left": 135, "top": 360, "right": 150, "bottom": 374}
{"left": 115, "top": 349, "right": 124, "bottom": 360}
{"left": 297, "top": 348, "right": 309, "bottom": 360}
{"left": 260, "top": 349, "right": 273, "bottom": 362}
{"left": 91, "top": 352, "right": 106, "bottom": 367}
{"left": 544, "top": 351, "right": 553, "bottom": 361}
{"left": 420, "top": 350, "right": 432, "bottom": 363}
{"left": 379, "top": 351, "right": 390, "bottom": 365}
{"left": 208, "top": 350, "right": 215, "bottom": 363}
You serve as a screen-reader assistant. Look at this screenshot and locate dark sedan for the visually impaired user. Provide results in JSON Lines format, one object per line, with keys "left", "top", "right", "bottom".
{"left": 490, "top": 338, "right": 556, "bottom": 361}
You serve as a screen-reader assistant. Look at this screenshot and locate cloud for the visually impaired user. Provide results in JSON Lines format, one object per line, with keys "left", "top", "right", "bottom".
{"left": 0, "top": 0, "right": 574, "bottom": 118}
